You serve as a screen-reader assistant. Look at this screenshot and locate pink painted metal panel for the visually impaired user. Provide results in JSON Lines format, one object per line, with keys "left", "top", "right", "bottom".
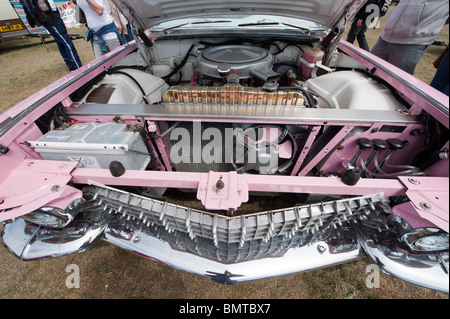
{"left": 0, "top": 159, "right": 82, "bottom": 220}
{"left": 426, "top": 157, "right": 449, "bottom": 178}
{"left": 392, "top": 202, "right": 438, "bottom": 229}
{"left": 0, "top": 158, "right": 80, "bottom": 215}
{"left": 318, "top": 123, "right": 427, "bottom": 175}
{"left": 398, "top": 176, "right": 449, "bottom": 232}
{"left": 0, "top": 186, "right": 81, "bottom": 221}
{"left": 426, "top": 141, "right": 449, "bottom": 177}
{"left": 298, "top": 125, "right": 353, "bottom": 176}
{"left": 70, "top": 168, "right": 407, "bottom": 202}
{"left": 0, "top": 156, "right": 85, "bottom": 222}
{"left": 0, "top": 160, "right": 78, "bottom": 209}
{"left": 290, "top": 125, "right": 320, "bottom": 176}
{"left": 196, "top": 171, "right": 249, "bottom": 210}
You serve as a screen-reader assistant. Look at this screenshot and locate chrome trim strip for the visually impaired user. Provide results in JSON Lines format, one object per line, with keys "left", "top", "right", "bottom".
{"left": 66, "top": 103, "right": 421, "bottom": 124}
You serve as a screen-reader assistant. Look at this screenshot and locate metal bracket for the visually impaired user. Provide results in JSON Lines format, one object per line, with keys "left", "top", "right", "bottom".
{"left": 196, "top": 171, "right": 249, "bottom": 211}
{"left": 0, "top": 160, "right": 80, "bottom": 221}
{"left": 398, "top": 176, "right": 449, "bottom": 232}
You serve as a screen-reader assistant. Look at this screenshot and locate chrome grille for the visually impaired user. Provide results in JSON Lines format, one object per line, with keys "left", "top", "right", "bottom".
{"left": 105, "top": 217, "right": 358, "bottom": 264}
{"left": 83, "top": 183, "right": 389, "bottom": 247}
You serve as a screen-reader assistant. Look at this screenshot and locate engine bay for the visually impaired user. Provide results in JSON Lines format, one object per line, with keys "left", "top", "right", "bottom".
{"left": 21, "top": 37, "right": 445, "bottom": 211}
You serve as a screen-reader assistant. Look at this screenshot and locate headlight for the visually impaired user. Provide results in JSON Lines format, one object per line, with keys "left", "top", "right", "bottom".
{"left": 402, "top": 228, "right": 449, "bottom": 252}
{"left": 21, "top": 199, "right": 83, "bottom": 228}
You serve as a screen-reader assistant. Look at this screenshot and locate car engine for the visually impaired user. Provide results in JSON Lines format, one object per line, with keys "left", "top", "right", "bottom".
{"left": 32, "top": 38, "right": 430, "bottom": 190}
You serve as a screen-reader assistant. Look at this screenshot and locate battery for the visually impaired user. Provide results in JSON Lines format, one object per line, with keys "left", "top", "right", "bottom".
{"left": 29, "top": 123, "right": 151, "bottom": 170}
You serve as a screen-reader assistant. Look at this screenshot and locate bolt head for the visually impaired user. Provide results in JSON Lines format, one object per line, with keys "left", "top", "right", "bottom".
{"left": 216, "top": 179, "right": 225, "bottom": 190}
{"left": 408, "top": 178, "right": 420, "bottom": 185}
{"left": 317, "top": 244, "right": 327, "bottom": 253}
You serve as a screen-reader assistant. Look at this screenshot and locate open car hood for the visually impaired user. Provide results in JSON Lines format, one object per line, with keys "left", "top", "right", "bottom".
{"left": 112, "top": 0, "right": 365, "bottom": 31}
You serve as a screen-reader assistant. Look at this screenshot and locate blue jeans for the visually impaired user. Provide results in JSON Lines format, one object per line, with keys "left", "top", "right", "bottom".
{"left": 430, "top": 50, "right": 449, "bottom": 96}
{"left": 346, "top": 19, "right": 370, "bottom": 51}
{"left": 371, "top": 37, "right": 428, "bottom": 75}
{"left": 44, "top": 11, "right": 82, "bottom": 71}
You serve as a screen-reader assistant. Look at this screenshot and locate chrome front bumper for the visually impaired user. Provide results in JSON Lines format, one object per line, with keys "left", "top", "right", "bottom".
{"left": 1, "top": 184, "right": 448, "bottom": 292}
{"left": 1, "top": 217, "right": 108, "bottom": 261}
{"left": 356, "top": 225, "right": 449, "bottom": 293}
{"left": 102, "top": 219, "right": 364, "bottom": 284}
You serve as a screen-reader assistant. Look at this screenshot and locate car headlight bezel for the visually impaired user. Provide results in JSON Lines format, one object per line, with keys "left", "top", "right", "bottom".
{"left": 402, "top": 228, "right": 449, "bottom": 252}
{"left": 21, "top": 198, "right": 83, "bottom": 228}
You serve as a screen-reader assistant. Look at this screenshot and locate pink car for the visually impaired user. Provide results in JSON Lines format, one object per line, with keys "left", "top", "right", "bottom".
{"left": 0, "top": 0, "right": 448, "bottom": 292}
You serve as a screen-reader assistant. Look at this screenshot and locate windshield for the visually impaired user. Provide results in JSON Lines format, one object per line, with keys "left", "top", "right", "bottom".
{"left": 150, "top": 14, "right": 326, "bottom": 35}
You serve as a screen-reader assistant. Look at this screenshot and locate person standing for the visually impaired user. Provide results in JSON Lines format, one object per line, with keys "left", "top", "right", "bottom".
{"left": 20, "top": 0, "right": 82, "bottom": 71}
{"left": 105, "top": 0, "right": 133, "bottom": 42}
{"left": 346, "top": 0, "right": 391, "bottom": 51}
{"left": 430, "top": 45, "right": 449, "bottom": 96}
{"left": 69, "top": 0, "right": 124, "bottom": 58}
{"left": 370, "top": 0, "right": 449, "bottom": 75}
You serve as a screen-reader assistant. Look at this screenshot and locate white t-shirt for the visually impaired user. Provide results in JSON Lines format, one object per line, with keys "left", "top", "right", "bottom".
{"left": 76, "top": 0, "right": 116, "bottom": 40}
